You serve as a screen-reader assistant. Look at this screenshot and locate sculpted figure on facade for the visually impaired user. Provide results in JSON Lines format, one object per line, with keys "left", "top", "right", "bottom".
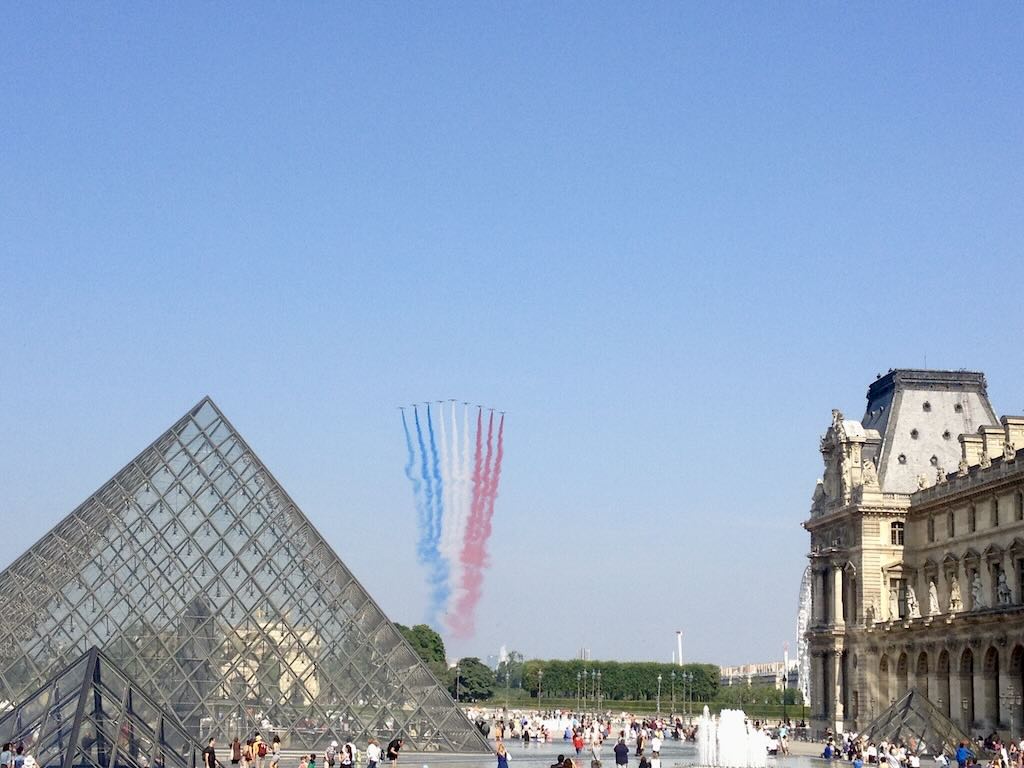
{"left": 958, "top": 457, "right": 970, "bottom": 477}
{"left": 889, "top": 589, "right": 899, "bottom": 620}
{"left": 980, "top": 450, "right": 992, "bottom": 469}
{"left": 936, "top": 466, "right": 946, "bottom": 484}
{"left": 1005, "top": 441, "right": 1017, "bottom": 461}
{"left": 929, "top": 580, "right": 940, "bottom": 616}
{"left": 865, "top": 599, "right": 877, "bottom": 624}
{"left": 997, "top": 570, "right": 1013, "bottom": 606}
{"left": 862, "top": 457, "right": 878, "bottom": 487}
{"left": 906, "top": 584, "right": 921, "bottom": 618}
{"left": 971, "top": 571, "right": 987, "bottom": 609}
{"left": 949, "top": 578, "right": 963, "bottom": 613}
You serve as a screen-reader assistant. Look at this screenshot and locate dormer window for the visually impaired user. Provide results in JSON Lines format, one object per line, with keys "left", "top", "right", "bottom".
{"left": 943, "top": 430, "right": 952, "bottom": 440}
{"left": 923, "top": 401, "right": 932, "bottom": 412}
{"left": 898, "top": 454, "right": 908, "bottom": 464}
{"left": 955, "top": 403, "right": 964, "bottom": 414}
{"left": 911, "top": 429, "right": 919, "bottom": 440}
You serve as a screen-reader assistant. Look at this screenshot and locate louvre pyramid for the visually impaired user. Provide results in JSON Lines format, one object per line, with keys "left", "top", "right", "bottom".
{"left": 0, "top": 646, "right": 205, "bottom": 768}
{"left": 0, "top": 398, "right": 489, "bottom": 753}
{"left": 860, "top": 689, "right": 973, "bottom": 756}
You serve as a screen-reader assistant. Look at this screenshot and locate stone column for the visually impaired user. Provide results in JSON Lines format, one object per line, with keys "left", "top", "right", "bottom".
{"left": 998, "top": 648, "right": 1013, "bottom": 732}
{"left": 814, "top": 570, "right": 825, "bottom": 624}
{"left": 833, "top": 567, "right": 845, "bottom": 627}
{"left": 950, "top": 666, "right": 965, "bottom": 730}
{"left": 834, "top": 651, "right": 845, "bottom": 725}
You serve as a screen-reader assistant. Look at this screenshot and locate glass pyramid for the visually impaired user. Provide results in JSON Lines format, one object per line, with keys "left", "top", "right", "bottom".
{"left": 860, "top": 690, "right": 974, "bottom": 757}
{"left": 0, "top": 646, "right": 204, "bottom": 768}
{"left": 0, "top": 398, "right": 488, "bottom": 753}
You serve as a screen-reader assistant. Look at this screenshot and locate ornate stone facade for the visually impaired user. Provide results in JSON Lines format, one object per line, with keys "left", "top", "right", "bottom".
{"left": 804, "top": 370, "right": 1024, "bottom": 738}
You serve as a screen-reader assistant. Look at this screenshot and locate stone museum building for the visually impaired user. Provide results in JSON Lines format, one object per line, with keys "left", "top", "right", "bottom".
{"left": 805, "top": 369, "right": 1024, "bottom": 737}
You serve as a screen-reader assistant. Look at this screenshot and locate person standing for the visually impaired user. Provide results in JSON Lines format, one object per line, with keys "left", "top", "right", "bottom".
{"left": 231, "top": 738, "right": 241, "bottom": 768}
{"left": 269, "top": 736, "right": 281, "bottom": 768}
{"left": 386, "top": 738, "right": 403, "bottom": 768}
{"left": 326, "top": 742, "right": 337, "bottom": 768}
{"left": 496, "top": 742, "right": 511, "bottom": 768}
{"left": 203, "top": 739, "right": 217, "bottom": 768}
{"left": 253, "top": 733, "right": 266, "bottom": 768}
{"left": 614, "top": 739, "right": 629, "bottom": 768}
{"left": 365, "top": 739, "right": 381, "bottom": 768}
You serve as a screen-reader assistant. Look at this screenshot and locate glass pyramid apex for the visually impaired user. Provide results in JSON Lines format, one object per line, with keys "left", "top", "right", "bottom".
{"left": 0, "top": 398, "right": 488, "bottom": 753}
{"left": 0, "top": 645, "right": 205, "bottom": 768}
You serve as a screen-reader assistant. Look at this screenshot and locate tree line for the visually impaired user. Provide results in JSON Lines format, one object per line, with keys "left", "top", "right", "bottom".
{"left": 396, "top": 623, "right": 740, "bottom": 704}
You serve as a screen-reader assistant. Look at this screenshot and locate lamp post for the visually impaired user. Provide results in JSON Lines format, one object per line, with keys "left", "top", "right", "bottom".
{"left": 597, "top": 670, "right": 602, "bottom": 712}
{"left": 538, "top": 669, "right": 544, "bottom": 714}
{"left": 671, "top": 671, "right": 676, "bottom": 717}
{"left": 685, "top": 672, "right": 693, "bottom": 717}
{"left": 782, "top": 666, "right": 788, "bottom": 725}
{"left": 577, "top": 672, "right": 582, "bottom": 713}
{"left": 657, "top": 674, "right": 663, "bottom": 716}
{"left": 582, "top": 667, "right": 588, "bottom": 711}
{"left": 455, "top": 664, "right": 461, "bottom": 703}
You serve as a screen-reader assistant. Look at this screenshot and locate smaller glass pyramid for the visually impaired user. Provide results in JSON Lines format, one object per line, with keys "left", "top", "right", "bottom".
{"left": 0, "top": 646, "right": 204, "bottom": 768}
{"left": 860, "top": 689, "right": 974, "bottom": 757}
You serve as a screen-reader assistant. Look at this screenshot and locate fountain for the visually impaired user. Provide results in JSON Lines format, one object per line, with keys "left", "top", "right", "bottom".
{"left": 693, "top": 705, "right": 770, "bottom": 768}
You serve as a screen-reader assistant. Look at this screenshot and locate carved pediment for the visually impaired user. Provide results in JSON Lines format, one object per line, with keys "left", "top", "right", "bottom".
{"left": 984, "top": 543, "right": 1004, "bottom": 562}
{"left": 963, "top": 548, "right": 981, "bottom": 566}
{"left": 1009, "top": 538, "right": 1024, "bottom": 557}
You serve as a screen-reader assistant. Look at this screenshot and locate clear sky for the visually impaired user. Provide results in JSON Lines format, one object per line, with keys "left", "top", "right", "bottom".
{"left": 2, "top": 3, "right": 1024, "bottom": 666}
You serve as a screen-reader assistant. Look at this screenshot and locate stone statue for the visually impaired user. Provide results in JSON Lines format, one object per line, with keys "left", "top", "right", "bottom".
{"left": 971, "top": 571, "right": 987, "bottom": 609}
{"left": 889, "top": 589, "right": 899, "bottom": 620}
{"left": 958, "top": 457, "right": 970, "bottom": 476}
{"left": 1005, "top": 441, "right": 1017, "bottom": 461}
{"left": 997, "top": 571, "right": 1013, "bottom": 606}
{"left": 918, "top": 474, "right": 928, "bottom": 489}
{"left": 906, "top": 584, "right": 921, "bottom": 618}
{"left": 862, "top": 458, "right": 878, "bottom": 487}
{"left": 949, "top": 578, "right": 963, "bottom": 613}
{"left": 936, "top": 466, "right": 946, "bottom": 484}
{"left": 865, "top": 600, "right": 877, "bottom": 624}
{"left": 929, "top": 580, "right": 940, "bottom": 616}
{"left": 980, "top": 450, "right": 992, "bottom": 469}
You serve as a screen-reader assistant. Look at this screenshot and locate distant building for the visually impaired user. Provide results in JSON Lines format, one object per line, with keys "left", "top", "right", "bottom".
{"left": 579, "top": 647, "right": 592, "bottom": 661}
{"left": 720, "top": 660, "right": 798, "bottom": 690}
{"left": 804, "top": 369, "right": 1024, "bottom": 738}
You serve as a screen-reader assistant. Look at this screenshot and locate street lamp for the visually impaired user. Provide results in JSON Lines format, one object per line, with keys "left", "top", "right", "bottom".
{"left": 782, "top": 666, "right": 788, "bottom": 725}
{"left": 657, "top": 674, "right": 663, "bottom": 716}
{"left": 577, "top": 672, "right": 582, "bottom": 713}
{"left": 538, "top": 669, "right": 544, "bottom": 714}
{"left": 685, "top": 672, "right": 693, "bottom": 717}
{"left": 591, "top": 670, "right": 597, "bottom": 710}
{"left": 671, "top": 671, "right": 676, "bottom": 717}
{"left": 597, "top": 670, "right": 602, "bottom": 712}
{"left": 455, "top": 664, "right": 461, "bottom": 703}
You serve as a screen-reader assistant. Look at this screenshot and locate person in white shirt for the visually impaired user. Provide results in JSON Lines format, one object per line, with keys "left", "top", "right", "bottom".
{"left": 365, "top": 739, "right": 381, "bottom": 768}
{"left": 651, "top": 737, "right": 662, "bottom": 756}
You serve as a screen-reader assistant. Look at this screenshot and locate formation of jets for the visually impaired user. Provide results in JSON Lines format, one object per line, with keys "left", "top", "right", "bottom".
{"left": 397, "top": 402, "right": 505, "bottom": 414}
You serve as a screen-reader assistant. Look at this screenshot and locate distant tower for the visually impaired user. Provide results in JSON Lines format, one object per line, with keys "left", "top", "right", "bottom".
{"left": 676, "top": 631, "right": 683, "bottom": 667}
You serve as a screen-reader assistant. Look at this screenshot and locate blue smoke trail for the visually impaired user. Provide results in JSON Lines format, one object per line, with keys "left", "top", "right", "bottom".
{"left": 425, "top": 404, "right": 450, "bottom": 617}
{"left": 401, "top": 410, "right": 427, "bottom": 562}
{"left": 414, "top": 405, "right": 449, "bottom": 623}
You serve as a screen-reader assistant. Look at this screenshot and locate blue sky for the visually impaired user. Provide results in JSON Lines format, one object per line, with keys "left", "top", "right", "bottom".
{"left": 2, "top": 3, "right": 1023, "bottom": 665}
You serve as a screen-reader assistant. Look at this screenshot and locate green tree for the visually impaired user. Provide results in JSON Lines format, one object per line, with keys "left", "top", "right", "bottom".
{"left": 449, "top": 657, "right": 495, "bottom": 701}
{"left": 496, "top": 651, "right": 525, "bottom": 690}
{"left": 395, "top": 623, "right": 448, "bottom": 680}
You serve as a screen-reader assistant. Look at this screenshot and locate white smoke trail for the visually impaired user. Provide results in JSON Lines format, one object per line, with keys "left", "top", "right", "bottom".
{"left": 437, "top": 400, "right": 455, "bottom": 604}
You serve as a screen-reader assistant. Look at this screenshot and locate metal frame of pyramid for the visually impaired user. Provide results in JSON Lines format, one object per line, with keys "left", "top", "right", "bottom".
{"left": 0, "top": 398, "right": 489, "bottom": 753}
{"left": 860, "top": 689, "right": 974, "bottom": 757}
{"left": 0, "top": 645, "right": 205, "bottom": 768}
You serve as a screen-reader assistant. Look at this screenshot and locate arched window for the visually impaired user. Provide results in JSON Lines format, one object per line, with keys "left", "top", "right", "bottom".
{"left": 1016, "top": 490, "right": 1023, "bottom": 522}
{"left": 927, "top": 516, "right": 936, "bottom": 542}
{"left": 947, "top": 510, "right": 955, "bottom": 537}
{"left": 993, "top": 497, "right": 1001, "bottom": 527}
{"left": 968, "top": 505, "right": 977, "bottom": 533}
{"left": 891, "top": 521, "right": 905, "bottom": 546}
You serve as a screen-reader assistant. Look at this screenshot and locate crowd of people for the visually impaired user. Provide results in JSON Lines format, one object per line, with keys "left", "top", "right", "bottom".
{"left": 200, "top": 733, "right": 404, "bottom": 768}
{"left": 819, "top": 729, "right": 1024, "bottom": 768}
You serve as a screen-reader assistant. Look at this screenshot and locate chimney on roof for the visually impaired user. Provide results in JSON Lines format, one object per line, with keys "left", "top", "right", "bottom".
{"left": 960, "top": 432, "right": 985, "bottom": 468}
{"left": 1002, "top": 416, "right": 1024, "bottom": 452}
{"left": 980, "top": 425, "right": 1005, "bottom": 460}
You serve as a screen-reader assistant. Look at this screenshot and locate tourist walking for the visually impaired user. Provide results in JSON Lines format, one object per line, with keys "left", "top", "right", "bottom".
{"left": 253, "top": 733, "right": 267, "bottom": 768}
{"left": 340, "top": 744, "right": 353, "bottom": 768}
{"left": 496, "top": 742, "right": 511, "bottom": 768}
{"left": 270, "top": 736, "right": 281, "bottom": 768}
{"left": 203, "top": 739, "right": 217, "bottom": 768}
{"left": 326, "top": 742, "right": 337, "bottom": 768}
{"left": 231, "top": 738, "right": 242, "bottom": 767}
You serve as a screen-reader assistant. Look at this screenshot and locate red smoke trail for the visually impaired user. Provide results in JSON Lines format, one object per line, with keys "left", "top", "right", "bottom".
{"left": 452, "top": 411, "right": 503, "bottom": 638}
